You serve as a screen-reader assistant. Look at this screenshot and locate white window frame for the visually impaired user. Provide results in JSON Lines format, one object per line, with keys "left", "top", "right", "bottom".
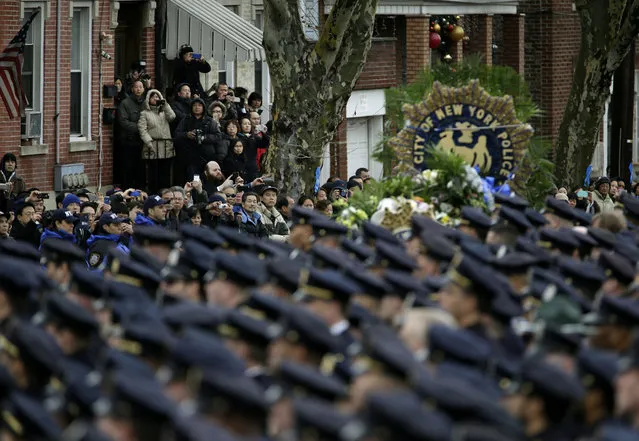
{"left": 21, "top": 3, "right": 45, "bottom": 142}
{"left": 70, "top": 1, "right": 92, "bottom": 141}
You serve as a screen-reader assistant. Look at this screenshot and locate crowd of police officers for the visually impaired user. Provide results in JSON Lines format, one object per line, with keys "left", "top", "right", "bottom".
{"left": 0, "top": 189, "right": 637, "bottom": 441}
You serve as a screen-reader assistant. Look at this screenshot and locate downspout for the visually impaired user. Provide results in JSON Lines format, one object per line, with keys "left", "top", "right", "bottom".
{"left": 55, "top": 0, "right": 61, "bottom": 165}
{"left": 98, "top": 35, "right": 104, "bottom": 189}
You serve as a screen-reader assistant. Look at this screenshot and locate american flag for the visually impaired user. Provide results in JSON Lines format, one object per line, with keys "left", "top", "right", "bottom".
{"left": 0, "top": 10, "right": 39, "bottom": 119}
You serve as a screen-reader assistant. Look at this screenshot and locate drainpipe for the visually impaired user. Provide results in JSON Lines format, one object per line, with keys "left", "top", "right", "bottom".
{"left": 55, "top": 0, "right": 61, "bottom": 165}
{"left": 97, "top": 35, "right": 104, "bottom": 190}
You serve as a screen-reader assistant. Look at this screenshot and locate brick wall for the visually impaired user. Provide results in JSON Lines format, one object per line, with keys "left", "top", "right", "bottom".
{"left": 329, "top": 113, "right": 348, "bottom": 178}
{"left": 464, "top": 15, "right": 493, "bottom": 65}
{"left": 501, "top": 14, "right": 525, "bottom": 74}
{"left": 355, "top": 40, "right": 398, "bottom": 90}
{"left": 405, "top": 16, "right": 430, "bottom": 84}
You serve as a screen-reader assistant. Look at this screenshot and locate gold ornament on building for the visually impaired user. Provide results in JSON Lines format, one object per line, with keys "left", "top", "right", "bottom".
{"left": 450, "top": 26, "right": 465, "bottom": 42}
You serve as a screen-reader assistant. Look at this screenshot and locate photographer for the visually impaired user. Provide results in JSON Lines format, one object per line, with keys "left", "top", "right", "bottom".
{"left": 0, "top": 212, "right": 12, "bottom": 240}
{"left": 203, "top": 194, "right": 235, "bottom": 229}
{"left": 40, "top": 209, "right": 77, "bottom": 247}
{"left": 10, "top": 202, "right": 40, "bottom": 247}
{"left": 138, "top": 89, "right": 176, "bottom": 192}
{"left": 0, "top": 153, "right": 25, "bottom": 201}
{"left": 124, "top": 61, "right": 151, "bottom": 94}
{"left": 172, "top": 44, "right": 211, "bottom": 98}
{"left": 174, "top": 98, "right": 222, "bottom": 181}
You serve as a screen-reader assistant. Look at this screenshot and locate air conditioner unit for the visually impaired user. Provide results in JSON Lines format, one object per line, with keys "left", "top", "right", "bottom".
{"left": 22, "top": 111, "right": 42, "bottom": 139}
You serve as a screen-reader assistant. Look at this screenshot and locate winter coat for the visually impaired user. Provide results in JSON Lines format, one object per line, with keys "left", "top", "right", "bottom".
{"left": 117, "top": 94, "right": 146, "bottom": 144}
{"left": 175, "top": 111, "right": 222, "bottom": 175}
{"left": 257, "top": 203, "right": 290, "bottom": 242}
{"left": 171, "top": 96, "right": 191, "bottom": 132}
{"left": 237, "top": 133, "right": 259, "bottom": 181}
{"left": 172, "top": 59, "right": 211, "bottom": 98}
{"left": 222, "top": 150, "right": 248, "bottom": 179}
{"left": 138, "top": 89, "right": 177, "bottom": 160}
{"left": 40, "top": 228, "right": 77, "bottom": 248}
{"left": 591, "top": 190, "right": 615, "bottom": 213}
{"left": 0, "top": 154, "right": 25, "bottom": 199}
{"left": 10, "top": 219, "right": 40, "bottom": 248}
{"left": 86, "top": 234, "right": 130, "bottom": 269}
{"left": 134, "top": 213, "right": 164, "bottom": 227}
{"left": 234, "top": 207, "right": 267, "bottom": 238}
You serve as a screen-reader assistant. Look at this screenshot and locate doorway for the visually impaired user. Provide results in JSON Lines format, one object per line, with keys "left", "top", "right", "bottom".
{"left": 114, "top": 3, "right": 144, "bottom": 79}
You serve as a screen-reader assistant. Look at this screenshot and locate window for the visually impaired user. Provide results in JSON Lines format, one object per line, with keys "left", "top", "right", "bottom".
{"left": 70, "top": 5, "right": 92, "bottom": 139}
{"left": 299, "top": 0, "right": 319, "bottom": 41}
{"left": 20, "top": 6, "right": 44, "bottom": 140}
{"left": 255, "top": 9, "right": 263, "bottom": 30}
{"left": 218, "top": 62, "right": 235, "bottom": 87}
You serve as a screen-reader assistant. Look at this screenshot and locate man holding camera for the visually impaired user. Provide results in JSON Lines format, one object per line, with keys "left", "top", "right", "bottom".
{"left": 172, "top": 44, "right": 211, "bottom": 99}
{"left": 0, "top": 153, "right": 25, "bottom": 201}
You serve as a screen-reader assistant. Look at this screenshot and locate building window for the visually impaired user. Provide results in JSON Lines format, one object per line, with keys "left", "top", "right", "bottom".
{"left": 299, "top": 0, "right": 319, "bottom": 41}
{"left": 218, "top": 62, "right": 235, "bottom": 87}
{"left": 70, "top": 5, "right": 92, "bottom": 139}
{"left": 20, "top": 6, "right": 44, "bottom": 140}
{"left": 255, "top": 9, "right": 263, "bottom": 30}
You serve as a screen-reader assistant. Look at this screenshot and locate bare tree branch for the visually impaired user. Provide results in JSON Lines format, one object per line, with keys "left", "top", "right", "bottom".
{"left": 263, "top": 0, "right": 307, "bottom": 68}
{"left": 313, "top": 0, "right": 358, "bottom": 69}
{"left": 608, "top": 0, "right": 639, "bottom": 70}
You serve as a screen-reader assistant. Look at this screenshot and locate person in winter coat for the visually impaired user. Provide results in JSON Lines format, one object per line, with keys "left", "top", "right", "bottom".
{"left": 256, "top": 186, "right": 289, "bottom": 242}
{"left": 223, "top": 139, "right": 248, "bottom": 180}
{"left": 138, "top": 89, "right": 176, "bottom": 193}
{"left": 86, "top": 213, "right": 131, "bottom": 270}
{"left": 40, "top": 209, "right": 77, "bottom": 248}
{"left": 237, "top": 117, "right": 259, "bottom": 181}
{"left": 234, "top": 192, "right": 267, "bottom": 238}
{"left": 134, "top": 195, "right": 169, "bottom": 227}
{"left": 0, "top": 153, "right": 25, "bottom": 201}
{"left": 218, "top": 120, "right": 239, "bottom": 169}
{"left": 10, "top": 202, "right": 41, "bottom": 247}
{"left": 172, "top": 44, "right": 211, "bottom": 98}
{"left": 591, "top": 177, "right": 615, "bottom": 214}
{"left": 117, "top": 79, "right": 146, "bottom": 189}
{"left": 171, "top": 83, "right": 192, "bottom": 134}
{"left": 174, "top": 98, "right": 222, "bottom": 181}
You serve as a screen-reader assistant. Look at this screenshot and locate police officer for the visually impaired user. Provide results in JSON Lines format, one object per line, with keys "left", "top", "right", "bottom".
{"left": 86, "top": 213, "right": 131, "bottom": 270}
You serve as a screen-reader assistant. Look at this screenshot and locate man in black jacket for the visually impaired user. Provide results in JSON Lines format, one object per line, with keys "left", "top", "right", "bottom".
{"left": 172, "top": 44, "right": 211, "bottom": 98}
{"left": 10, "top": 202, "right": 41, "bottom": 247}
{"left": 116, "top": 79, "right": 146, "bottom": 189}
{"left": 174, "top": 98, "right": 222, "bottom": 181}
{"left": 171, "top": 83, "right": 191, "bottom": 135}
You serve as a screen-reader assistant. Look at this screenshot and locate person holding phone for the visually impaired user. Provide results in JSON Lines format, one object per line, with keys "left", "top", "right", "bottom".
{"left": 172, "top": 44, "right": 211, "bottom": 99}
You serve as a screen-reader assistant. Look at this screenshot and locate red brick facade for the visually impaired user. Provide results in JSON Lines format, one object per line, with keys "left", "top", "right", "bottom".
{"left": 0, "top": 0, "right": 156, "bottom": 191}
{"left": 356, "top": 40, "right": 398, "bottom": 90}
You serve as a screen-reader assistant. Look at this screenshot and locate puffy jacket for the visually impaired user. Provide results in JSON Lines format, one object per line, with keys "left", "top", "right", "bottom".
{"left": 40, "top": 228, "right": 77, "bottom": 248}
{"left": 175, "top": 105, "right": 223, "bottom": 175}
{"left": 117, "top": 94, "right": 146, "bottom": 143}
{"left": 234, "top": 206, "right": 267, "bottom": 238}
{"left": 257, "top": 203, "right": 289, "bottom": 242}
{"left": 86, "top": 234, "right": 130, "bottom": 269}
{"left": 138, "top": 89, "right": 176, "bottom": 159}
{"left": 134, "top": 213, "right": 164, "bottom": 226}
{"left": 591, "top": 190, "right": 615, "bottom": 213}
{"left": 222, "top": 151, "right": 248, "bottom": 180}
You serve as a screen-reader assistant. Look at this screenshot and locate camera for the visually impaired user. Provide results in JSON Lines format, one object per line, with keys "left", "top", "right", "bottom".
{"left": 157, "top": 99, "right": 166, "bottom": 107}
{"left": 194, "top": 129, "right": 205, "bottom": 145}
{"left": 0, "top": 183, "right": 10, "bottom": 192}
{"left": 140, "top": 73, "right": 151, "bottom": 81}
{"left": 219, "top": 203, "right": 228, "bottom": 210}
{"left": 38, "top": 193, "right": 50, "bottom": 200}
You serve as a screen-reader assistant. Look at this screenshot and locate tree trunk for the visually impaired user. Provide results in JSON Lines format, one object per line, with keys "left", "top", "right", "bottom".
{"left": 554, "top": 0, "right": 639, "bottom": 187}
{"left": 263, "top": 0, "right": 378, "bottom": 199}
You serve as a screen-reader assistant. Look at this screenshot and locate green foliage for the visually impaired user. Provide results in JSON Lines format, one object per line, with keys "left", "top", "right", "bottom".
{"left": 346, "top": 175, "right": 416, "bottom": 218}
{"left": 515, "top": 136, "right": 556, "bottom": 209}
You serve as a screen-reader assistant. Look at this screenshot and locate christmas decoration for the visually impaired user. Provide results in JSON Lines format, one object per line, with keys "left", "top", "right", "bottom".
{"left": 450, "top": 26, "right": 465, "bottom": 42}
{"left": 433, "top": 23, "right": 441, "bottom": 33}
{"left": 429, "top": 32, "right": 442, "bottom": 49}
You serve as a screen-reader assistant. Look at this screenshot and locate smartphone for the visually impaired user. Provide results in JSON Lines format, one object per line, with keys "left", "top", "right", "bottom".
{"left": 104, "top": 196, "right": 110, "bottom": 205}
{"left": 193, "top": 174, "right": 201, "bottom": 182}
{"left": 233, "top": 97, "right": 241, "bottom": 103}
{"left": 38, "top": 193, "right": 50, "bottom": 200}
{"left": 192, "top": 53, "right": 202, "bottom": 59}
{"left": 131, "top": 191, "right": 141, "bottom": 197}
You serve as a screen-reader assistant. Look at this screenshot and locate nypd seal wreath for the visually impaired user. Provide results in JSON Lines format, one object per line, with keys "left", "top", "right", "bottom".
{"left": 390, "top": 80, "right": 533, "bottom": 185}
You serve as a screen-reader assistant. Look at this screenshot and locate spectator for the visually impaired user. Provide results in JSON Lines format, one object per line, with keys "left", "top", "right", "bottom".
{"left": 127, "top": 200, "right": 144, "bottom": 222}
{"left": 186, "top": 205, "right": 203, "bottom": 226}
{"left": 0, "top": 212, "right": 12, "bottom": 240}
{"left": 174, "top": 97, "right": 222, "bottom": 181}
{"left": 10, "top": 202, "right": 40, "bottom": 247}
{"left": 250, "top": 111, "right": 270, "bottom": 171}
{"left": 567, "top": 193, "right": 577, "bottom": 208}
{"left": 183, "top": 179, "right": 209, "bottom": 207}
{"left": 172, "top": 44, "right": 211, "bottom": 98}
{"left": 171, "top": 83, "right": 191, "bottom": 134}
{"left": 592, "top": 177, "right": 615, "bottom": 213}
{"left": 124, "top": 60, "right": 151, "bottom": 94}
{"left": 138, "top": 89, "right": 176, "bottom": 192}
{"left": 40, "top": 209, "right": 77, "bottom": 247}
{"left": 355, "top": 167, "right": 370, "bottom": 180}
{"left": 276, "top": 194, "right": 295, "bottom": 222}
{"left": 348, "top": 180, "right": 363, "bottom": 196}
{"left": 633, "top": 183, "right": 639, "bottom": 198}
{"left": 316, "top": 188, "right": 328, "bottom": 202}
{"left": 117, "top": 79, "right": 146, "bottom": 189}
{"left": 328, "top": 180, "right": 348, "bottom": 202}
{"left": 208, "top": 101, "right": 226, "bottom": 123}
{"left": 237, "top": 117, "right": 259, "bottom": 181}
{"left": 135, "top": 195, "right": 168, "bottom": 226}
{"left": 223, "top": 139, "right": 248, "bottom": 180}
{"left": 202, "top": 161, "right": 232, "bottom": 195}
{"left": 62, "top": 194, "right": 82, "bottom": 214}
{"left": 555, "top": 193, "right": 569, "bottom": 203}
{"left": 203, "top": 194, "right": 235, "bottom": 229}
{"left": 257, "top": 186, "right": 289, "bottom": 242}
{"left": 234, "top": 192, "right": 266, "bottom": 238}
{"left": 167, "top": 186, "right": 190, "bottom": 231}
{"left": 315, "top": 200, "right": 333, "bottom": 217}
{"left": 247, "top": 92, "right": 262, "bottom": 114}
{"left": 591, "top": 212, "right": 626, "bottom": 233}
{"left": 0, "top": 153, "right": 25, "bottom": 201}
{"left": 114, "top": 77, "right": 128, "bottom": 107}
{"left": 298, "top": 195, "right": 315, "bottom": 210}
{"left": 218, "top": 120, "right": 240, "bottom": 168}
{"left": 80, "top": 202, "right": 98, "bottom": 232}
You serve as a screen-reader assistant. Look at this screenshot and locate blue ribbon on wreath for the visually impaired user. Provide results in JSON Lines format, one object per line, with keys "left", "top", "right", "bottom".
{"left": 474, "top": 166, "right": 512, "bottom": 205}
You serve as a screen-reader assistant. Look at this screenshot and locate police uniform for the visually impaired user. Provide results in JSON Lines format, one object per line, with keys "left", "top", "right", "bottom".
{"left": 86, "top": 213, "right": 130, "bottom": 269}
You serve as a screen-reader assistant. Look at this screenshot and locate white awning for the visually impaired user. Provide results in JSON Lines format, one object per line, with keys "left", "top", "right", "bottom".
{"left": 166, "top": 0, "right": 265, "bottom": 64}
{"left": 324, "top": 0, "right": 518, "bottom": 15}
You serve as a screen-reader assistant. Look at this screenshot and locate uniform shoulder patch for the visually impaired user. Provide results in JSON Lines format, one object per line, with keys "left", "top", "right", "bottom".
{"left": 88, "top": 252, "right": 102, "bottom": 268}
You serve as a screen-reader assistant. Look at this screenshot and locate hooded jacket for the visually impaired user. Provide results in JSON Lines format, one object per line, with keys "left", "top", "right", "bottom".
{"left": 0, "top": 153, "right": 25, "bottom": 198}
{"left": 172, "top": 58, "right": 211, "bottom": 98}
{"left": 175, "top": 98, "right": 222, "bottom": 174}
{"left": 39, "top": 228, "right": 77, "bottom": 248}
{"left": 138, "top": 89, "right": 176, "bottom": 160}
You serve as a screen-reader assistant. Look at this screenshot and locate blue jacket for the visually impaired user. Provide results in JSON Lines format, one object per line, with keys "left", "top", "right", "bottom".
{"left": 39, "top": 228, "right": 77, "bottom": 249}
{"left": 86, "top": 234, "right": 131, "bottom": 269}
{"left": 134, "top": 213, "right": 163, "bottom": 226}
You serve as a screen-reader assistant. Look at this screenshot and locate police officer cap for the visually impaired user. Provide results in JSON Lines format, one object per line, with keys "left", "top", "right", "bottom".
{"left": 293, "top": 397, "right": 363, "bottom": 441}
{"left": 494, "top": 193, "right": 529, "bottom": 211}
{"left": 133, "top": 225, "right": 179, "bottom": 247}
{"left": 109, "top": 253, "right": 162, "bottom": 291}
{"left": 291, "top": 205, "right": 320, "bottom": 226}
{"left": 254, "top": 240, "right": 291, "bottom": 260}
{"left": 310, "top": 245, "right": 355, "bottom": 272}
{"left": 198, "top": 369, "right": 267, "bottom": 414}
{"left": 515, "top": 358, "right": 584, "bottom": 403}
{"left": 428, "top": 325, "right": 493, "bottom": 370}
{"left": 460, "top": 206, "right": 493, "bottom": 230}
{"left": 1, "top": 322, "right": 63, "bottom": 378}
{"left": 524, "top": 207, "right": 549, "bottom": 228}
{"left": 363, "top": 391, "right": 452, "bottom": 441}
{"left": 266, "top": 258, "right": 302, "bottom": 293}
{"left": 497, "top": 206, "right": 533, "bottom": 234}
{"left": 361, "top": 221, "right": 402, "bottom": 246}
{"left": 164, "top": 240, "right": 215, "bottom": 282}
{"left": 615, "top": 240, "right": 639, "bottom": 265}
{"left": 69, "top": 263, "right": 106, "bottom": 300}
{"left": 577, "top": 348, "right": 618, "bottom": 391}
{"left": 278, "top": 304, "right": 340, "bottom": 355}
{"left": 0, "top": 256, "right": 43, "bottom": 297}
{"left": 2, "top": 392, "right": 62, "bottom": 440}
{"left": 493, "top": 252, "right": 539, "bottom": 275}
{"left": 514, "top": 238, "right": 554, "bottom": 268}
{"left": 215, "top": 225, "right": 256, "bottom": 250}
{"left": 310, "top": 217, "right": 349, "bottom": 239}
{"left": 210, "top": 252, "right": 267, "bottom": 287}
{"left": 411, "top": 214, "right": 448, "bottom": 238}
{"left": 572, "top": 229, "right": 598, "bottom": 249}
{"left": 346, "top": 265, "right": 390, "bottom": 298}
{"left": 588, "top": 227, "right": 617, "bottom": 249}
{"left": 621, "top": 193, "right": 639, "bottom": 221}
{"left": 117, "top": 319, "right": 174, "bottom": 359}
{"left": 296, "top": 268, "right": 361, "bottom": 306}
{"left": 58, "top": 362, "right": 102, "bottom": 420}
{"left": 180, "top": 224, "right": 228, "bottom": 250}
{"left": 170, "top": 327, "right": 245, "bottom": 375}
{"left": 585, "top": 296, "right": 639, "bottom": 327}
{"left": 537, "top": 228, "right": 580, "bottom": 254}
{"left": 558, "top": 256, "right": 606, "bottom": 285}
{"left": 41, "top": 238, "right": 85, "bottom": 263}
{"left": 341, "top": 239, "right": 374, "bottom": 263}
{"left": 448, "top": 256, "right": 501, "bottom": 302}
{"left": 0, "top": 240, "right": 40, "bottom": 263}
{"left": 491, "top": 289, "right": 524, "bottom": 325}
{"left": 544, "top": 196, "right": 576, "bottom": 222}
{"left": 162, "top": 302, "right": 224, "bottom": 334}
{"left": 45, "top": 294, "right": 99, "bottom": 335}
{"left": 460, "top": 241, "right": 496, "bottom": 265}
{"left": 599, "top": 251, "right": 635, "bottom": 285}
{"left": 372, "top": 241, "right": 417, "bottom": 273}
{"left": 347, "top": 303, "right": 380, "bottom": 329}
{"left": 383, "top": 270, "right": 425, "bottom": 299}
{"left": 419, "top": 233, "right": 456, "bottom": 262}
{"left": 243, "top": 291, "right": 290, "bottom": 323}
{"left": 572, "top": 208, "right": 593, "bottom": 227}
{"left": 128, "top": 245, "right": 164, "bottom": 274}
{"left": 275, "top": 360, "right": 348, "bottom": 402}
{"left": 217, "top": 309, "right": 281, "bottom": 347}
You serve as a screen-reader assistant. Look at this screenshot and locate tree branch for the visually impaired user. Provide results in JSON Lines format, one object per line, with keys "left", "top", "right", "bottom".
{"left": 608, "top": 0, "right": 639, "bottom": 70}
{"left": 263, "top": 0, "right": 307, "bottom": 68}
{"left": 313, "top": 0, "right": 358, "bottom": 68}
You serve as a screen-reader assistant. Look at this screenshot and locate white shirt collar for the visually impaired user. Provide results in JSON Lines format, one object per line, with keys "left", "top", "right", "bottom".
{"left": 330, "top": 320, "right": 350, "bottom": 336}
